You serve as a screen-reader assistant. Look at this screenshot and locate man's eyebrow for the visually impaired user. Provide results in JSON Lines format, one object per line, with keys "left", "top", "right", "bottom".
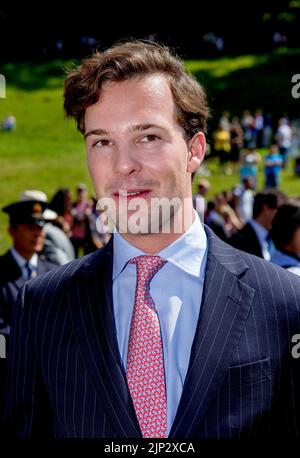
{"left": 131, "top": 124, "right": 164, "bottom": 132}
{"left": 84, "top": 128, "right": 109, "bottom": 139}
{"left": 84, "top": 124, "right": 164, "bottom": 139}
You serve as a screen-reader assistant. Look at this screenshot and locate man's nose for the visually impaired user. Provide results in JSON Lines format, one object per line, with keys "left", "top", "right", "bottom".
{"left": 32, "top": 225, "right": 44, "bottom": 234}
{"left": 113, "top": 144, "right": 141, "bottom": 175}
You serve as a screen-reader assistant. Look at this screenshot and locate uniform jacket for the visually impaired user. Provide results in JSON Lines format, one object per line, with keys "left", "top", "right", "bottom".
{"left": 0, "top": 250, "right": 57, "bottom": 335}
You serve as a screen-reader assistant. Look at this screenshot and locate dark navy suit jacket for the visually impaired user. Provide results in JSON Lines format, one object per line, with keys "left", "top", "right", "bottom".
{"left": 4, "top": 227, "right": 300, "bottom": 438}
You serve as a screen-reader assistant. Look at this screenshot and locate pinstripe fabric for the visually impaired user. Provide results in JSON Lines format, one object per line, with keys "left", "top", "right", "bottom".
{"left": 3, "top": 226, "right": 300, "bottom": 438}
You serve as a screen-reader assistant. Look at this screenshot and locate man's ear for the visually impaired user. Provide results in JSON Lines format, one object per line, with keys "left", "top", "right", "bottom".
{"left": 187, "top": 132, "right": 206, "bottom": 173}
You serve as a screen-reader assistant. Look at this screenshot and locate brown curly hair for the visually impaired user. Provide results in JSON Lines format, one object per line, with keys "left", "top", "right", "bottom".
{"left": 64, "top": 39, "right": 209, "bottom": 140}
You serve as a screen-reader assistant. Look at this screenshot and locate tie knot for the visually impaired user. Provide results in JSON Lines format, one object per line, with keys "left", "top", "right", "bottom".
{"left": 129, "top": 255, "right": 166, "bottom": 287}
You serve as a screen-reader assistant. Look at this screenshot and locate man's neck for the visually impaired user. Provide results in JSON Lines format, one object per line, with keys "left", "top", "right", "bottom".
{"left": 253, "top": 216, "right": 268, "bottom": 231}
{"left": 121, "top": 232, "right": 185, "bottom": 255}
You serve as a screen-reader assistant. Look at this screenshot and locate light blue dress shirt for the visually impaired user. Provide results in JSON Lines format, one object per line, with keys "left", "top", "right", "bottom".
{"left": 10, "top": 248, "right": 38, "bottom": 280}
{"left": 112, "top": 211, "right": 208, "bottom": 434}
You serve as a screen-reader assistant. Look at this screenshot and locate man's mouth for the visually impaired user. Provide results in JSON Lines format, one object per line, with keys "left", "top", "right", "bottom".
{"left": 113, "top": 190, "right": 152, "bottom": 200}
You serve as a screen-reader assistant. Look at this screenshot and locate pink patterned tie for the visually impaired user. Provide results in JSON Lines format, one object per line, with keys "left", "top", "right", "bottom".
{"left": 127, "top": 255, "right": 167, "bottom": 438}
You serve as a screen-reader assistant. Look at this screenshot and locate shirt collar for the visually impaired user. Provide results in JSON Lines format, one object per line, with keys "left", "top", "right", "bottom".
{"left": 10, "top": 247, "right": 39, "bottom": 270}
{"left": 113, "top": 210, "right": 207, "bottom": 280}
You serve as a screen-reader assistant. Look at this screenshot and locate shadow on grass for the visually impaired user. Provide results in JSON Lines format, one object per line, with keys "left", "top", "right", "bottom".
{"left": 192, "top": 48, "right": 300, "bottom": 122}
{"left": 0, "top": 59, "right": 79, "bottom": 91}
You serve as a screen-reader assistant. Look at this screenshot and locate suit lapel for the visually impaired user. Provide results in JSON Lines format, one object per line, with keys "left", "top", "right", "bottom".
{"left": 169, "top": 227, "right": 255, "bottom": 438}
{"left": 68, "top": 238, "right": 141, "bottom": 438}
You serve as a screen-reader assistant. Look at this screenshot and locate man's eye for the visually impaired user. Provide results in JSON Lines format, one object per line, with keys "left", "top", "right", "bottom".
{"left": 93, "top": 139, "right": 111, "bottom": 147}
{"left": 140, "top": 134, "right": 160, "bottom": 143}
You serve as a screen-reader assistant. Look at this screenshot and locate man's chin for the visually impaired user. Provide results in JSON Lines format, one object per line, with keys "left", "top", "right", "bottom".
{"left": 33, "top": 245, "right": 43, "bottom": 252}
{"left": 115, "top": 219, "right": 154, "bottom": 235}
{"left": 104, "top": 195, "right": 190, "bottom": 235}
{"left": 115, "top": 214, "right": 178, "bottom": 235}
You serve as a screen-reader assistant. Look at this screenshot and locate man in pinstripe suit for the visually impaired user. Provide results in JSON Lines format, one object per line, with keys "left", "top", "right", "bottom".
{"left": 4, "top": 40, "right": 300, "bottom": 438}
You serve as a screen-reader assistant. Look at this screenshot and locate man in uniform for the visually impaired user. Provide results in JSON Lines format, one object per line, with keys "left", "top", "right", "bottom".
{"left": 0, "top": 193, "right": 58, "bottom": 417}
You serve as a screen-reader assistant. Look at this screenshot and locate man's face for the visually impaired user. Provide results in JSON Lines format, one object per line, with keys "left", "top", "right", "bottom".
{"left": 84, "top": 74, "right": 205, "bottom": 234}
{"left": 9, "top": 223, "right": 45, "bottom": 257}
{"left": 77, "top": 188, "right": 88, "bottom": 201}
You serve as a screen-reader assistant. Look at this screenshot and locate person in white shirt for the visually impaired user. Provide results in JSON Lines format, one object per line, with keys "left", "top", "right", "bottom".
{"left": 276, "top": 117, "right": 292, "bottom": 169}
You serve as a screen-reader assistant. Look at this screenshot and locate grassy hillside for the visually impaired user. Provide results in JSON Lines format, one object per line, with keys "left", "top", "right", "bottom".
{"left": 0, "top": 48, "right": 300, "bottom": 252}
{"left": 185, "top": 47, "right": 300, "bottom": 122}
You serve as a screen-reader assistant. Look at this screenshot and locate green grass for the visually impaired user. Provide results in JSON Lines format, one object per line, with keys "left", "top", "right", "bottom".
{"left": 0, "top": 49, "right": 300, "bottom": 252}
{"left": 186, "top": 47, "right": 300, "bottom": 122}
{"left": 0, "top": 71, "right": 89, "bottom": 252}
{"left": 186, "top": 54, "right": 270, "bottom": 78}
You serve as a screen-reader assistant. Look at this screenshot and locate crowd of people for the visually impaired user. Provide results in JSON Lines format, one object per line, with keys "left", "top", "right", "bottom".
{"left": 45, "top": 183, "right": 111, "bottom": 261}
{"left": 194, "top": 177, "right": 300, "bottom": 277}
{"left": 209, "top": 110, "right": 300, "bottom": 184}
{"left": 189, "top": 111, "right": 300, "bottom": 275}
